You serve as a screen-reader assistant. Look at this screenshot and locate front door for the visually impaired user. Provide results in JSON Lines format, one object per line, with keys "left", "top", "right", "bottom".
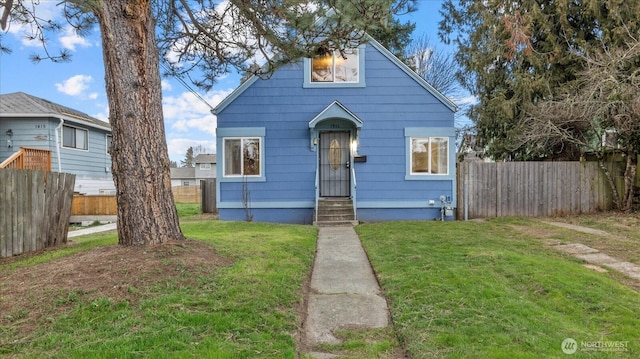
{"left": 319, "top": 131, "right": 350, "bottom": 197}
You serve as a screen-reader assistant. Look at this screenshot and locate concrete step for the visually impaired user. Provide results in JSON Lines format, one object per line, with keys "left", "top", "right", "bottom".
{"left": 315, "top": 198, "right": 355, "bottom": 226}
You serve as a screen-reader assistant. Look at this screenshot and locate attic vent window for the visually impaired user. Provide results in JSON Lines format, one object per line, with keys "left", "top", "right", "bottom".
{"left": 311, "top": 49, "right": 359, "bottom": 83}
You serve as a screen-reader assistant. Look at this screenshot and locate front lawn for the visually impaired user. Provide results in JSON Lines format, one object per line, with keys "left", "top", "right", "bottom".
{"left": 3, "top": 214, "right": 638, "bottom": 358}
{"left": 357, "top": 218, "right": 640, "bottom": 358}
{"left": 0, "top": 220, "right": 317, "bottom": 358}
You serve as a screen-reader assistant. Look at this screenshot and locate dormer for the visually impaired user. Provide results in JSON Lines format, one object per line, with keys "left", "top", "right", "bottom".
{"left": 303, "top": 44, "right": 366, "bottom": 88}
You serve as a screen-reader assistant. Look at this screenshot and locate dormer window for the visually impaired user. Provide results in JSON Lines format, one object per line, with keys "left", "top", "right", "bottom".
{"left": 304, "top": 44, "right": 366, "bottom": 88}
{"left": 311, "top": 49, "right": 359, "bottom": 83}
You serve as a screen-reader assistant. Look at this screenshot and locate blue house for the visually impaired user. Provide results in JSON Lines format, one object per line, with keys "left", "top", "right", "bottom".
{"left": 214, "top": 38, "right": 457, "bottom": 224}
{"left": 0, "top": 92, "right": 114, "bottom": 195}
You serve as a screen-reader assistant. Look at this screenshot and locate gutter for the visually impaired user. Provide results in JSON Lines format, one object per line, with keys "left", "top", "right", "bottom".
{"left": 54, "top": 118, "right": 64, "bottom": 172}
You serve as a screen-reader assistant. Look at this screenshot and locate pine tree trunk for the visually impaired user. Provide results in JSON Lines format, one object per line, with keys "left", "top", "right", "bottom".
{"left": 93, "top": 1, "right": 184, "bottom": 245}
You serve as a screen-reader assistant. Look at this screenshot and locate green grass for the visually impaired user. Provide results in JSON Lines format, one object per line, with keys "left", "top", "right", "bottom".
{"left": 175, "top": 202, "right": 202, "bottom": 219}
{"left": 4, "top": 214, "right": 639, "bottom": 358}
{"left": 1, "top": 221, "right": 317, "bottom": 358}
{"left": 0, "top": 232, "right": 116, "bottom": 273}
{"left": 357, "top": 218, "right": 640, "bottom": 358}
{"left": 2, "top": 203, "right": 201, "bottom": 274}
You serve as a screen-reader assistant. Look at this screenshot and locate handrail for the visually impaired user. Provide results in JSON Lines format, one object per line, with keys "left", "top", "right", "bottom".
{"left": 314, "top": 161, "right": 320, "bottom": 224}
{"left": 0, "top": 147, "right": 52, "bottom": 171}
{"left": 0, "top": 149, "right": 23, "bottom": 168}
{"left": 351, "top": 165, "right": 357, "bottom": 221}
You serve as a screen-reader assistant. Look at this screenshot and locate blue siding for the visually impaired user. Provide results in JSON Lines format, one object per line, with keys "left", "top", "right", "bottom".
{"left": 0, "top": 117, "right": 112, "bottom": 181}
{"left": 220, "top": 208, "right": 314, "bottom": 224}
{"left": 217, "top": 44, "right": 456, "bottom": 223}
{"left": 0, "top": 117, "right": 57, "bottom": 161}
{"left": 59, "top": 119, "right": 112, "bottom": 180}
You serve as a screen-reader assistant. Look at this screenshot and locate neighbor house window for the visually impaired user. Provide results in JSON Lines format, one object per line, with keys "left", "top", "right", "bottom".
{"left": 62, "top": 125, "right": 88, "bottom": 150}
{"left": 183, "top": 181, "right": 190, "bottom": 186}
{"left": 311, "top": 49, "right": 359, "bottom": 83}
{"left": 411, "top": 137, "right": 449, "bottom": 175}
{"left": 106, "top": 134, "right": 112, "bottom": 154}
{"left": 200, "top": 163, "right": 211, "bottom": 170}
{"left": 224, "top": 137, "right": 261, "bottom": 177}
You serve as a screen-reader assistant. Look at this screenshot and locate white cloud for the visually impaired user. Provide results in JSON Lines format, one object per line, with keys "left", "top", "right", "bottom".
{"left": 55, "top": 74, "right": 93, "bottom": 96}
{"left": 167, "top": 138, "right": 217, "bottom": 162}
{"left": 163, "top": 89, "right": 233, "bottom": 162}
{"left": 161, "top": 80, "right": 172, "bottom": 91}
{"left": 163, "top": 89, "right": 233, "bottom": 136}
{"left": 59, "top": 26, "right": 92, "bottom": 51}
{"left": 91, "top": 101, "right": 110, "bottom": 123}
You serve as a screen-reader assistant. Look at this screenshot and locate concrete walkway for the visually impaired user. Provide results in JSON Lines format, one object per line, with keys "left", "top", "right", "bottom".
{"left": 303, "top": 226, "right": 390, "bottom": 357}
{"left": 68, "top": 222, "right": 117, "bottom": 238}
{"left": 542, "top": 221, "right": 640, "bottom": 282}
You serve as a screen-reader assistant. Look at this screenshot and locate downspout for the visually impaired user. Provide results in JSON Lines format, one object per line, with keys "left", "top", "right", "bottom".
{"left": 54, "top": 118, "right": 64, "bottom": 172}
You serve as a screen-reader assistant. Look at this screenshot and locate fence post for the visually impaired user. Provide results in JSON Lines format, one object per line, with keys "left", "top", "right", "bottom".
{"left": 0, "top": 168, "right": 75, "bottom": 257}
{"left": 200, "top": 179, "right": 217, "bottom": 214}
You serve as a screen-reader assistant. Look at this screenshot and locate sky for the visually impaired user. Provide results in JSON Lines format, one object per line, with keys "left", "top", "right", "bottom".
{"left": 0, "top": 1, "right": 456, "bottom": 163}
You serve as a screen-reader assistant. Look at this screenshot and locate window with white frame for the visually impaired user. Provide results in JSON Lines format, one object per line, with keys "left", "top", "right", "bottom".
{"left": 223, "top": 137, "right": 261, "bottom": 177}
{"left": 311, "top": 48, "right": 359, "bottom": 83}
{"left": 106, "top": 134, "right": 113, "bottom": 154}
{"left": 410, "top": 137, "right": 449, "bottom": 175}
{"left": 200, "top": 163, "right": 212, "bottom": 170}
{"left": 62, "top": 125, "right": 88, "bottom": 150}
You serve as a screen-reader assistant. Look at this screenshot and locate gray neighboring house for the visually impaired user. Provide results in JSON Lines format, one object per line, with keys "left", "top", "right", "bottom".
{"left": 0, "top": 92, "right": 115, "bottom": 194}
{"left": 170, "top": 154, "right": 217, "bottom": 187}
{"left": 170, "top": 167, "right": 196, "bottom": 187}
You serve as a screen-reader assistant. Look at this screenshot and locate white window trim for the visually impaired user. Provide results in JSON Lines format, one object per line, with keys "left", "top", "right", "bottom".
{"left": 200, "top": 163, "right": 212, "bottom": 170}
{"left": 404, "top": 127, "right": 455, "bottom": 181}
{"left": 409, "top": 136, "right": 450, "bottom": 176}
{"left": 62, "top": 124, "right": 89, "bottom": 151}
{"left": 303, "top": 44, "right": 366, "bottom": 88}
{"left": 217, "top": 127, "right": 266, "bottom": 183}
{"left": 106, "top": 134, "right": 112, "bottom": 155}
{"left": 222, "top": 137, "right": 263, "bottom": 178}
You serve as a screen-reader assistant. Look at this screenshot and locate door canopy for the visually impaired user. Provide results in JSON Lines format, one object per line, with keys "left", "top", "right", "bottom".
{"left": 309, "top": 100, "right": 363, "bottom": 151}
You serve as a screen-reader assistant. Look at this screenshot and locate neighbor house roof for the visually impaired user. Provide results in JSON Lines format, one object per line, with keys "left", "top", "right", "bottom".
{"left": 214, "top": 36, "right": 458, "bottom": 114}
{"left": 194, "top": 154, "right": 217, "bottom": 164}
{"left": 170, "top": 167, "right": 195, "bottom": 179}
{"left": 0, "top": 92, "right": 111, "bottom": 131}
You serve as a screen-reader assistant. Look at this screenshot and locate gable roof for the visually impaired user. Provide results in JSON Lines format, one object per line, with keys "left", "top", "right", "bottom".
{"left": 170, "top": 167, "right": 195, "bottom": 179}
{"left": 0, "top": 92, "right": 111, "bottom": 131}
{"left": 309, "top": 100, "right": 364, "bottom": 128}
{"left": 214, "top": 36, "right": 458, "bottom": 114}
{"left": 194, "top": 154, "right": 217, "bottom": 164}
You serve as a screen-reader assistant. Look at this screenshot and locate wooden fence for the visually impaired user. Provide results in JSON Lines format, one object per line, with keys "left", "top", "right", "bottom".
{"left": 0, "top": 147, "right": 52, "bottom": 171}
{"left": 457, "top": 161, "right": 618, "bottom": 219}
{"left": 1, "top": 168, "right": 75, "bottom": 257}
{"left": 172, "top": 185, "right": 201, "bottom": 203}
{"left": 201, "top": 179, "right": 217, "bottom": 213}
{"left": 72, "top": 195, "right": 117, "bottom": 215}
{"left": 68, "top": 181, "right": 217, "bottom": 218}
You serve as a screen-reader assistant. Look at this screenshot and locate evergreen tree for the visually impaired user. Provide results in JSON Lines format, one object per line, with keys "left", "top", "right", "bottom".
{"left": 438, "top": 0, "right": 640, "bottom": 160}
{"left": 181, "top": 147, "right": 195, "bottom": 168}
{"left": 368, "top": 0, "right": 418, "bottom": 62}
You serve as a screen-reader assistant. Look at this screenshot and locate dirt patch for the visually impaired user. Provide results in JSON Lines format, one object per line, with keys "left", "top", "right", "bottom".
{"left": 0, "top": 239, "right": 231, "bottom": 338}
